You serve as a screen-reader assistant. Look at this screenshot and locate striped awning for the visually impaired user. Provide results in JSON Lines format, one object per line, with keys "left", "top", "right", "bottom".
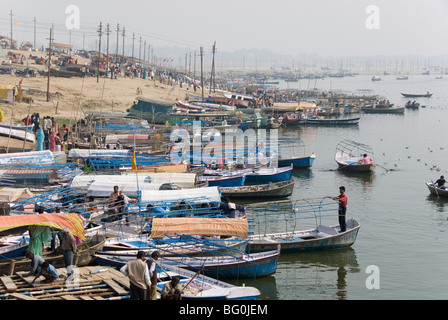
{"left": 0, "top": 213, "right": 85, "bottom": 240}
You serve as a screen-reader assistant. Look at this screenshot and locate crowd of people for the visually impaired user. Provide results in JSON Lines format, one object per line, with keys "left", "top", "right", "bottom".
{"left": 22, "top": 113, "right": 72, "bottom": 152}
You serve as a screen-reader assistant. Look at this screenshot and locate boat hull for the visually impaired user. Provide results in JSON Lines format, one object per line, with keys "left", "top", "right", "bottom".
{"left": 220, "top": 179, "right": 295, "bottom": 199}
{"left": 247, "top": 219, "right": 360, "bottom": 253}
{"left": 278, "top": 155, "right": 315, "bottom": 168}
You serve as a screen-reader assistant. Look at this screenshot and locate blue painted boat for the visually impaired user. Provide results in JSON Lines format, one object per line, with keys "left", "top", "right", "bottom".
{"left": 95, "top": 245, "right": 279, "bottom": 279}
{"left": 0, "top": 239, "right": 28, "bottom": 260}
{"left": 94, "top": 255, "right": 260, "bottom": 300}
{"left": 198, "top": 175, "right": 246, "bottom": 187}
{"left": 127, "top": 96, "right": 175, "bottom": 124}
{"left": 278, "top": 154, "right": 316, "bottom": 168}
{"left": 244, "top": 165, "right": 293, "bottom": 184}
{"left": 247, "top": 218, "right": 360, "bottom": 254}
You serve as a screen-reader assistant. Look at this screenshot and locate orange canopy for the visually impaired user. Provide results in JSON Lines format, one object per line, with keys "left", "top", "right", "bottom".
{"left": 150, "top": 218, "right": 248, "bottom": 239}
{"left": 0, "top": 213, "right": 85, "bottom": 240}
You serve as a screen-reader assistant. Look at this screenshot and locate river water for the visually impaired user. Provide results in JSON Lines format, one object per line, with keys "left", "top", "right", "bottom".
{"left": 230, "top": 74, "right": 448, "bottom": 300}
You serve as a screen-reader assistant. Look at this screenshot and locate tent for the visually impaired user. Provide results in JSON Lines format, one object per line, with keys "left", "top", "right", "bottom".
{"left": 0, "top": 85, "right": 17, "bottom": 103}
{"left": 0, "top": 188, "right": 33, "bottom": 203}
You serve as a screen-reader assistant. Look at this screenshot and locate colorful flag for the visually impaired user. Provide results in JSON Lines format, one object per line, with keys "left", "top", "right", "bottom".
{"left": 131, "top": 150, "right": 137, "bottom": 172}
{"left": 14, "top": 20, "right": 19, "bottom": 25}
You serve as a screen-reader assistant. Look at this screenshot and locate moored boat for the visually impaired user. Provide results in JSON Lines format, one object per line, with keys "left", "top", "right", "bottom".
{"left": 401, "top": 92, "right": 432, "bottom": 98}
{"left": 220, "top": 178, "right": 295, "bottom": 199}
{"left": 304, "top": 117, "right": 360, "bottom": 126}
{"left": 95, "top": 245, "right": 280, "bottom": 279}
{"left": 278, "top": 154, "right": 316, "bottom": 168}
{"left": 247, "top": 218, "right": 360, "bottom": 253}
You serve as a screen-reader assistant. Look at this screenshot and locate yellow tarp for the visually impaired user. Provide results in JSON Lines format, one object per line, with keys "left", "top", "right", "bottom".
{"left": 150, "top": 218, "right": 248, "bottom": 239}
{"left": 0, "top": 213, "right": 85, "bottom": 240}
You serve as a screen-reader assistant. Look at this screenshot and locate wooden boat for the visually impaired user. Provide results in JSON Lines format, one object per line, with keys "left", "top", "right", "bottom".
{"left": 278, "top": 154, "right": 316, "bottom": 168}
{"left": 426, "top": 182, "right": 448, "bottom": 197}
{"left": 335, "top": 140, "right": 375, "bottom": 172}
{"left": 335, "top": 151, "right": 375, "bottom": 172}
{"left": 0, "top": 238, "right": 28, "bottom": 260}
{"left": 0, "top": 126, "right": 36, "bottom": 143}
{"left": 401, "top": 93, "right": 432, "bottom": 98}
{"left": 127, "top": 96, "right": 175, "bottom": 124}
{"left": 362, "top": 106, "right": 405, "bottom": 114}
{"left": 247, "top": 218, "right": 360, "bottom": 253}
{"left": 95, "top": 245, "right": 280, "bottom": 279}
{"left": 0, "top": 235, "right": 106, "bottom": 275}
{"left": 244, "top": 165, "right": 293, "bottom": 184}
{"left": 396, "top": 76, "right": 408, "bottom": 80}
{"left": 405, "top": 101, "right": 420, "bottom": 109}
{"left": 304, "top": 117, "right": 360, "bottom": 126}
{"left": 371, "top": 76, "right": 382, "bottom": 81}
{"left": 157, "top": 264, "right": 260, "bottom": 300}
{"left": 282, "top": 112, "right": 303, "bottom": 126}
{"left": 220, "top": 179, "right": 295, "bottom": 199}
{"left": 197, "top": 174, "right": 246, "bottom": 187}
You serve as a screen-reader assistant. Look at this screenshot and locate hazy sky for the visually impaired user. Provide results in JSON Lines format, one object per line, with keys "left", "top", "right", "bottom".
{"left": 1, "top": 0, "right": 448, "bottom": 57}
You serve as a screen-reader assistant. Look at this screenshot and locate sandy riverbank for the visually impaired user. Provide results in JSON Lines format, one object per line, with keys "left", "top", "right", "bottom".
{"left": 0, "top": 49, "right": 199, "bottom": 124}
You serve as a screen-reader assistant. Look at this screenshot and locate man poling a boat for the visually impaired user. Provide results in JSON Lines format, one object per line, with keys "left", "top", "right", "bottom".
{"left": 332, "top": 186, "right": 347, "bottom": 232}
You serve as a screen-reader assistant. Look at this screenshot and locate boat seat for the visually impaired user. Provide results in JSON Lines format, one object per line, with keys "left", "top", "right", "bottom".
{"left": 317, "top": 225, "right": 338, "bottom": 235}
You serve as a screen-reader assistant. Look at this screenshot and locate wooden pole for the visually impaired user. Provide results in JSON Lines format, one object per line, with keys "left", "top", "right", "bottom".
{"left": 47, "top": 28, "right": 52, "bottom": 102}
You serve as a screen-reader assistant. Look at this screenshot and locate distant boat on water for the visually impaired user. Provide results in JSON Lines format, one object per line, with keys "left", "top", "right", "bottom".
{"left": 401, "top": 92, "right": 432, "bottom": 98}
{"left": 396, "top": 76, "right": 408, "bottom": 80}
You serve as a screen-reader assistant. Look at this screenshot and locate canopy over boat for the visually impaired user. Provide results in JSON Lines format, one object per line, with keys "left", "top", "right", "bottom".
{"left": 0, "top": 213, "right": 85, "bottom": 240}
{"left": 68, "top": 149, "right": 130, "bottom": 159}
{"left": 140, "top": 187, "right": 221, "bottom": 203}
{"left": 0, "top": 188, "right": 34, "bottom": 203}
{"left": 150, "top": 217, "right": 248, "bottom": 239}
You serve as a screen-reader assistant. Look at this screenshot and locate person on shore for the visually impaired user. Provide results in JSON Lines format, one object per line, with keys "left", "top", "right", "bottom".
{"left": 219, "top": 197, "right": 246, "bottom": 218}
{"left": 61, "top": 228, "right": 77, "bottom": 279}
{"left": 120, "top": 251, "right": 151, "bottom": 300}
{"left": 333, "top": 186, "right": 348, "bottom": 232}
{"left": 358, "top": 154, "right": 373, "bottom": 165}
{"left": 31, "top": 261, "right": 59, "bottom": 284}
{"left": 146, "top": 251, "right": 160, "bottom": 300}
{"left": 161, "top": 276, "right": 182, "bottom": 300}
{"left": 25, "top": 251, "right": 46, "bottom": 277}
{"left": 435, "top": 176, "right": 446, "bottom": 189}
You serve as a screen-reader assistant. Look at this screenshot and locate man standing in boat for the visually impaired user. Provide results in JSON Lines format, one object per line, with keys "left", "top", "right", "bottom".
{"left": 333, "top": 186, "right": 347, "bottom": 232}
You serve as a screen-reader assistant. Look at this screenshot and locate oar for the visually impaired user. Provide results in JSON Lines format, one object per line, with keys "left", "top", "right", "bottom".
{"left": 181, "top": 264, "right": 205, "bottom": 293}
{"left": 375, "top": 164, "right": 389, "bottom": 172}
{"left": 156, "top": 262, "right": 172, "bottom": 280}
{"left": 432, "top": 180, "right": 440, "bottom": 198}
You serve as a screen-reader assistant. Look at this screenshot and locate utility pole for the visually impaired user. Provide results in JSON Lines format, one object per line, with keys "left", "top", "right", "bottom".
{"left": 209, "top": 41, "right": 216, "bottom": 94}
{"left": 97, "top": 22, "right": 103, "bottom": 83}
{"left": 144, "top": 40, "right": 146, "bottom": 62}
{"left": 105, "top": 23, "right": 110, "bottom": 74}
{"left": 148, "top": 44, "right": 151, "bottom": 64}
{"left": 131, "top": 33, "right": 135, "bottom": 63}
{"left": 115, "top": 24, "right": 120, "bottom": 63}
{"left": 46, "top": 28, "right": 53, "bottom": 102}
{"left": 9, "top": 10, "right": 13, "bottom": 49}
{"left": 139, "top": 36, "right": 142, "bottom": 62}
{"left": 200, "top": 46, "right": 204, "bottom": 99}
{"left": 121, "top": 27, "right": 126, "bottom": 63}
{"left": 33, "top": 17, "right": 36, "bottom": 50}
